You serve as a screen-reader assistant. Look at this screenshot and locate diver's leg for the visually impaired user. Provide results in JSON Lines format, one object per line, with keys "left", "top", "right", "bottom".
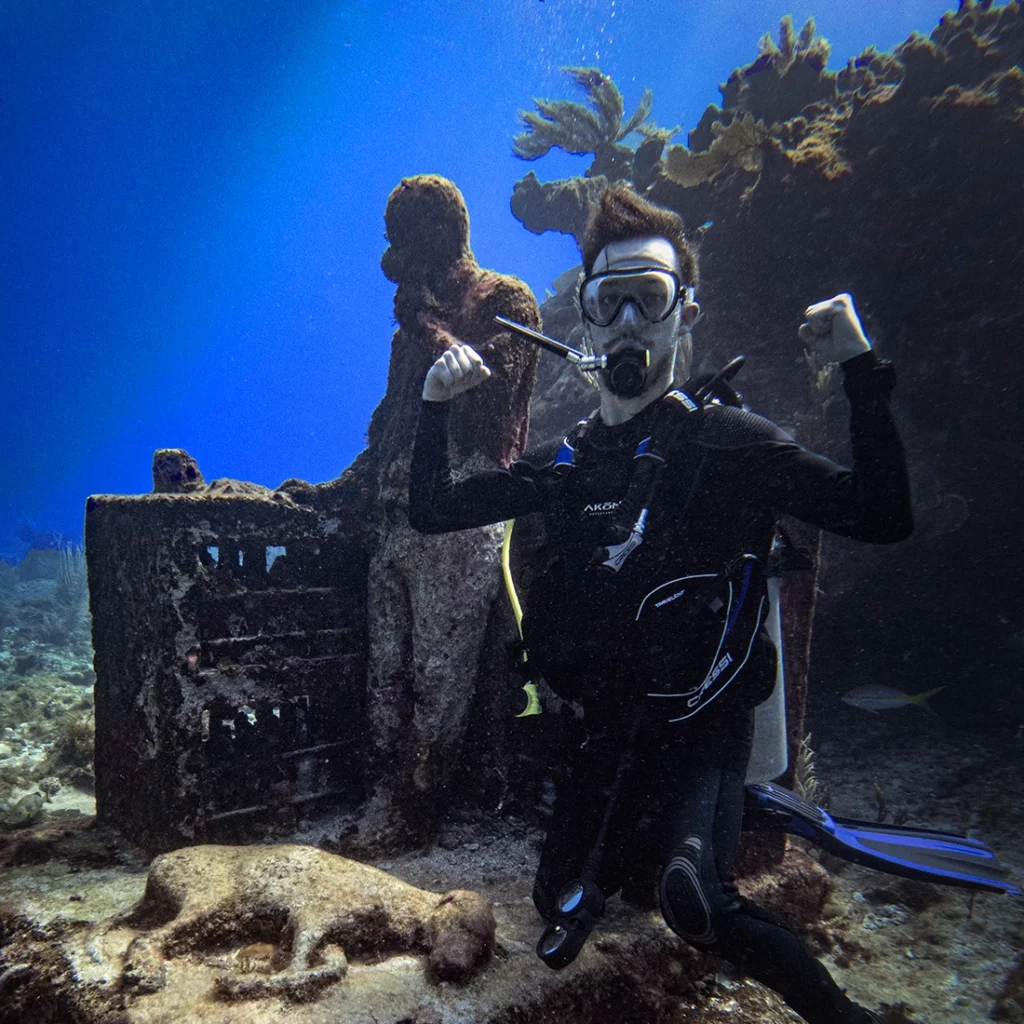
{"left": 532, "top": 707, "right": 633, "bottom": 919}
{"left": 658, "top": 710, "right": 873, "bottom": 1024}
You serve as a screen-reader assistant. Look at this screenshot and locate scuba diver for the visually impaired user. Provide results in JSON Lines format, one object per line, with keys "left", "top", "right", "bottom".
{"left": 408, "top": 184, "right": 912, "bottom": 1024}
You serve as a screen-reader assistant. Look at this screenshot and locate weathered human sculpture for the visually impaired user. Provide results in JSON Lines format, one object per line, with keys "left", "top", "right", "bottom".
{"left": 151, "top": 448, "right": 206, "bottom": 493}
{"left": 356, "top": 174, "right": 540, "bottom": 850}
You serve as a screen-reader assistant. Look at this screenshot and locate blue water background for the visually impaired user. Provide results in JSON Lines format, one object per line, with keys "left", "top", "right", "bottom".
{"left": 1, "top": 0, "right": 953, "bottom": 557}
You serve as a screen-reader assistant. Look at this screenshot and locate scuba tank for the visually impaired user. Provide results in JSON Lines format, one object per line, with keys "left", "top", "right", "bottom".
{"left": 747, "top": 536, "right": 788, "bottom": 783}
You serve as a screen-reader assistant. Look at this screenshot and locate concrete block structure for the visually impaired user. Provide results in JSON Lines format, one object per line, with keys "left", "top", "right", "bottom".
{"left": 85, "top": 490, "right": 367, "bottom": 851}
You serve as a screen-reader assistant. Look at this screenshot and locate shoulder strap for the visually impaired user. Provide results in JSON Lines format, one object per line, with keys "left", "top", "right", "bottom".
{"left": 551, "top": 412, "right": 599, "bottom": 474}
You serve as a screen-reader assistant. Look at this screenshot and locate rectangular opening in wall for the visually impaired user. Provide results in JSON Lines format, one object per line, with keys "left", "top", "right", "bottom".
{"left": 199, "top": 695, "right": 363, "bottom": 837}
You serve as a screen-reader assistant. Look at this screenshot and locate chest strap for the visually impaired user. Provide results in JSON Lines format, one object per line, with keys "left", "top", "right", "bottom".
{"left": 598, "top": 389, "right": 702, "bottom": 573}
{"left": 550, "top": 389, "right": 704, "bottom": 574}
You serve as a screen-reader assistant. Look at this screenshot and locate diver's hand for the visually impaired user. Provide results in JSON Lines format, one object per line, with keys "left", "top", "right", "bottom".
{"left": 798, "top": 293, "right": 872, "bottom": 364}
{"left": 422, "top": 342, "right": 492, "bottom": 402}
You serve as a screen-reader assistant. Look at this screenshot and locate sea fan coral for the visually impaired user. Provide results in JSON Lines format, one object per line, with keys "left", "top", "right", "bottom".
{"left": 513, "top": 66, "right": 674, "bottom": 180}
{"left": 663, "top": 113, "right": 771, "bottom": 188}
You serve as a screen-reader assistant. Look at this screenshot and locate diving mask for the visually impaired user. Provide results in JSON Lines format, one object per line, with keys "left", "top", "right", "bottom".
{"left": 579, "top": 268, "right": 684, "bottom": 327}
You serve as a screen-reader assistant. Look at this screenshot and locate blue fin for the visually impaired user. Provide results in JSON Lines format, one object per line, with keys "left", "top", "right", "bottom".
{"left": 745, "top": 783, "right": 1021, "bottom": 897}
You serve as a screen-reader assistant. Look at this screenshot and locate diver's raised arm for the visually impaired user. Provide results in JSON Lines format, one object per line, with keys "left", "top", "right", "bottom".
{"left": 798, "top": 293, "right": 871, "bottom": 364}
{"left": 757, "top": 290, "right": 912, "bottom": 543}
{"left": 422, "top": 342, "right": 491, "bottom": 402}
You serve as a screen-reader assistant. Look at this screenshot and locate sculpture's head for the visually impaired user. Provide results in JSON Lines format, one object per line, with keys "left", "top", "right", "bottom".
{"left": 381, "top": 174, "right": 472, "bottom": 285}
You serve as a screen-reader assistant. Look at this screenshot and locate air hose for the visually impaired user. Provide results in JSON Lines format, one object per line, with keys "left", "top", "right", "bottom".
{"left": 502, "top": 519, "right": 542, "bottom": 717}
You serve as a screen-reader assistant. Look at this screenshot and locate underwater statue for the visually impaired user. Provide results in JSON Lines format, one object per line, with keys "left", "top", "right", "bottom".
{"left": 353, "top": 174, "right": 540, "bottom": 850}
{"left": 115, "top": 844, "right": 495, "bottom": 1001}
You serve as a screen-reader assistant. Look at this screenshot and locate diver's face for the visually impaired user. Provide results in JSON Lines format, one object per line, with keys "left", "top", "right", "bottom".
{"left": 582, "top": 236, "right": 695, "bottom": 392}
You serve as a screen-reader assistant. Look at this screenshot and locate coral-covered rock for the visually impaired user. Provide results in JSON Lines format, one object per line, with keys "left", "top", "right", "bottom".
{"left": 509, "top": 5, "right": 1024, "bottom": 736}
{"left": 740, "top": 846, "right": 833, "bottom": 930}
{"left": 511, "top": 170, "right": 608, "bottom": 239}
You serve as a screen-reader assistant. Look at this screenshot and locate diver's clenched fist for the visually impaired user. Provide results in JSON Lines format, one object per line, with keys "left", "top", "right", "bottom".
{"left": 798, "top": 293, "right": 872, "bottom": 364}
{"left": 422, "top": 342, "right": 492, "bottom": 402}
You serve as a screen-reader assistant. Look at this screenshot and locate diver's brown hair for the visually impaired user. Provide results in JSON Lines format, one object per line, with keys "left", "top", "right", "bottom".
{"left": 581, "top": 184, "right": 697, "bottom": 287}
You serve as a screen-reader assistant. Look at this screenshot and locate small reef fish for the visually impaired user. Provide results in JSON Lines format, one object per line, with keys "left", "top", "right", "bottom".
{"left": 841, "top": 685, "right": 946, "bottom": 713}
{"left": 0, "top": 791, "right": 46, "bottom": 829}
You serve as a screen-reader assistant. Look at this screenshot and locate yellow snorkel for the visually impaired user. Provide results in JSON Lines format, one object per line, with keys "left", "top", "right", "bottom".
{"left": 502, "top": 519, "right": 542, "bottom": 716}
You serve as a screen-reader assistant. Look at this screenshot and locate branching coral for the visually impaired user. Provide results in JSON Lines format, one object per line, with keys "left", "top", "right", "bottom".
{"left": 513, "top": 66, "right": 675, "bottom": 180}
{"left": 55, "top": 543, "right": 89, "bottom": 637}
{"left": 795, "top": 733, "right": 827, "bottom": 807}
{"left": 756, "top": 14, "right": 832, "bottom": 76}
{"left": 715, "top": 16, "right": 837, "bottom": 127}
{"left": 680, "top": 15, "right": 873, "bottom": 176}
{"left": 682, "top": 16, "right": 848, "bottom": 157}
{"left": 663, "top": 113, "right": 770, "bottom": 188}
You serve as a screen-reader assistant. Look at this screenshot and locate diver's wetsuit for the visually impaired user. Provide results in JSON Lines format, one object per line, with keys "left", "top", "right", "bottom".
{"left": 408, "top": 351, "right": 910, "bottom": 1024}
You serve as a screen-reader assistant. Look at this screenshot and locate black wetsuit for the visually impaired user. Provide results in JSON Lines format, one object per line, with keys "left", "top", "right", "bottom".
{"left": 409, "top": 351, "right": 911, "bottom": 1024}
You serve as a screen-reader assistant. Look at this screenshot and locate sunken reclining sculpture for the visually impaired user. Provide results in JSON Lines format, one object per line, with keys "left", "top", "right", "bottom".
{"left": 117, "top": 844, "right": 497, "bottom": 1002}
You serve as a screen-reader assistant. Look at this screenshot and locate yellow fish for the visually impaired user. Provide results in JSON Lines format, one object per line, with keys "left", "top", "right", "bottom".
{"left": 841, "top": 685, "right": 945, "bottom": 712}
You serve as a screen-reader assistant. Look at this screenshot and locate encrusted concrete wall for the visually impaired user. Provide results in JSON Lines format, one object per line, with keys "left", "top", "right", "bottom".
{"left": 86, "top": 490, "right": 368, "bottom": 851}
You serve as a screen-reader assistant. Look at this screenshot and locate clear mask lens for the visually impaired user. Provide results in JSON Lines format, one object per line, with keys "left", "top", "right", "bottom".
{"left": 580, "top": 269, "right": 681, "bottom": 326}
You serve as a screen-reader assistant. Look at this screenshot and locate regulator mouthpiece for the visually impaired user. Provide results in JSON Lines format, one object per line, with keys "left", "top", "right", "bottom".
{"left": 601, "top": 343, "right": 650, "bottom": 397}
